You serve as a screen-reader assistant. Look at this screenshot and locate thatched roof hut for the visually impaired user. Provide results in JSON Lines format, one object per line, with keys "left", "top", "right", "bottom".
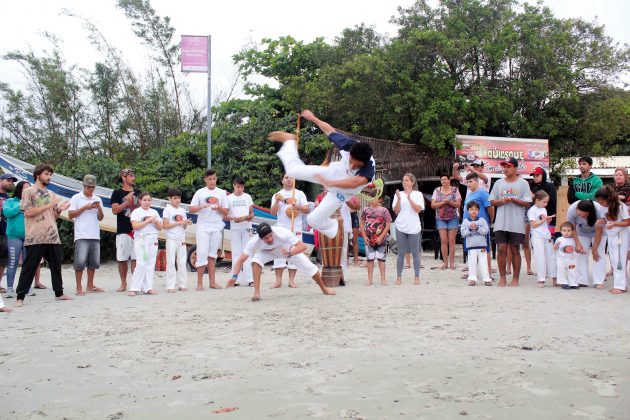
{"left": 341, "top": 131, "right": 454, "bottom": 184}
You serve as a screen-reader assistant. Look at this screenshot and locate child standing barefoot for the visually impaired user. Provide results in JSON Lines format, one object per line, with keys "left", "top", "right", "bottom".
{"left": 129, "top": 193, "right": 162, "bottom": 296}
{"left": 461, "top": 201, "right": 492, "bottom": 286}
{"left": 554, "top": 222, "right": 578, "bottom": 289}
{"left": 360, "top": 195, "right": 391, "bottom": 285}
{"left": 162, "top": 188, "right": 191, "bottom": 293}
{"left": 528, "top": 190, "right": 556, "bottom": 287}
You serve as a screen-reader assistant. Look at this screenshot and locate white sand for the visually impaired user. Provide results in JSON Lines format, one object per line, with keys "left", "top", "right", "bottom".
{"left": 1, "top": 257, "right": 629, "bottom": 419}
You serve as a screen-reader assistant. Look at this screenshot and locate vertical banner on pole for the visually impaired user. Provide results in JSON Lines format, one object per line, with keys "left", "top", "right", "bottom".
{"left": 181, "top": 35, "right": 212, "bottom": 168}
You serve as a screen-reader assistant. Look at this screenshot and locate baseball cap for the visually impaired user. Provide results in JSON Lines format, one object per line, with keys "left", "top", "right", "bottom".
{"left": 500, "top": 157, "right": 519, "bottom": 168}
{"left": 0, "top": 173, "right": 18, "bottom": 182}
{"left": 530, "top": 167, "right": 545, "bottom": 176}
{"left": 471, "top": 159, "right": 484, "bottom": 166}
{"left": 83, "top": 174, "right": 97, "bottom": 187}
{"left": 120, "top": 168, "right": 135, "bottom": 176}
{"left": 256, "top": 222, "right": 273, "bottom": 238}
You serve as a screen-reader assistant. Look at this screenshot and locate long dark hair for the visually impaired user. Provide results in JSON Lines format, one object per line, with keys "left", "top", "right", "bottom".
{"left": 576, "top": 199, "right": 598, "bottom": 227}
{"left": 12, "top": 181, "right": 30, "bottom": 200}
{"left": 595, "top": 186, "right": 620, "bottom": 221}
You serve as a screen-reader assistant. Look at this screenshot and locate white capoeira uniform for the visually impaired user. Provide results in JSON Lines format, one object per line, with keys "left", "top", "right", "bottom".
{"left": 227, "top": 192, "right": 254, "bottom": 285}
{"left": 243, "top": 226, "right": 318, "bottom": 278}
{"left": 527, "top": 205, "right": 557, "bottom": 284}
{"left": 190, "top": 186, "right": 227, "bottom": 267}
{"left": 567, "top": 201, "right": 607, "bottom": 286}
{"left": 271, "top": 188, "right": 308, "bottom": 270}
{"left": 276, "top": 132, "right": 375, "bottom": 238}
{"left": 604, "top": 203, "right": 629, "bottom": 291}
{"left": 555, "top": 236, "right": 578, "bottom": 287}
{"left": 162, "top": 204, "right": 188, "bottom": 290}
{"left": 129, "top": 207, "right": 161, "bottom": 292}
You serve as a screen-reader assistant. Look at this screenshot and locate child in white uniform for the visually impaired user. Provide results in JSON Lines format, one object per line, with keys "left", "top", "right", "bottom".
{"left": 129, "top": 192, "right": 162, "bottom": 296}
{"left": 225, "top": 176, "right": 254, "bottom": 288}
{"left": 554, "top": 222, "right": 578, "bottom": 289}
{"left": 527, "top": 190, "right": 557, "bottom": 287}
{"left": 162, "top": 188, "right": 191, "bottom": 292}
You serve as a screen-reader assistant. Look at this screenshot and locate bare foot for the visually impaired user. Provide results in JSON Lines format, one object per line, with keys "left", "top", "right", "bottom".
{"left": 537, "top": 282, "right": 545, "bottom": 288}
{"left": 179, "top": 287, "right": 188, "bottom": 291}
{"left": 440, "top": 264, "right": 447, "bottom": 270}
{"left": 87, "top": 286, "right": 105, "bottom": 293}
{"left": 196, "top": 286, "right": 205, "bottom": 291}
{"left": 395, "top": 278, "right": 402, "bottom": 285}
{"left": 209, "top": 283, "right": 223, "bottom": 289}
{"left": 595, "top": 284, "right": 605, "bottom": 290}
{"left": 15, "top": 300, "right": 23, "bottom": 307}
{"left": 610, "top": 288, "right": 626, "bottom": 294}
{"left": 366, "top": 281, "right": 373, "bottom": 286}
{"left": 76, "top": 290, "right": 86, "bottom": 296}
{"left": 270, "top": 281, "right": 282, "bottom": 289}
{"left": 508, "top": 280, "right": 519, "bottom": 287}
{"left": 322, "top": 287, "right": 336, "bottom": 296}
{"left": 288, "top": 281, "right": 297, "bottom": 288}
{"left": 224, "top": 279, "right": 236, "bottom": 289}
{"left": 0, "top": 306, "right": 12, "bottom": 313}
{"left": 268, "top": 131, "right": 296, "bottom": 142}
{"left": 145, "top": 290, "right": 158, "bottom": 295}
{"left": 128, "top": 291, "right": 137, "bottom": 296}
{"left": 251, "top": 293, "right": 261, "bottom": 301}
{"left": 484, "top": 281, "right": 493, "bottom": 286}
{"left": 468, "top": 280, "right": 476, "bottom": 286}
{"left": 381, "top": 280, "right": 388, "bottom": 286}
{"left": 498, "top": 279, "right": 507, "bottom": 287}
{"left": 116, "top": 285, "right": 127, "bottom": 292}
{"left": 55, "top": 294, "right": 74, "bottom": 301}
{"left": 414, "top": 278, "right": 421, "bottom": 285}
{"left": 167, "top": 289, "right": 176, "bottom": 293}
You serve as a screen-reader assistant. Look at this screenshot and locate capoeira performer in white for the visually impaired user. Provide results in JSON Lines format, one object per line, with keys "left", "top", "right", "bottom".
{"left": 230, "top": 223, "right": 336, "bottom": 301}
{"left": 268, "top": 109, "right": 375, "bottom": 239}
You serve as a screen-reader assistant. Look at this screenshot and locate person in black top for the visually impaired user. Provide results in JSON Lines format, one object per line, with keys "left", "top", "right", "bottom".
{"left": 110, "top": 168, "right": 141, "bottom": 292}
{"left": 530, "top": 167, "right": 557, "bottom": 224}
{"left": 0, "top": 173, "right": 16, "bottom": 293}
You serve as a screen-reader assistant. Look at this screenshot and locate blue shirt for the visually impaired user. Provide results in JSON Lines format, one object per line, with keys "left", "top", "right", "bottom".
{"left": 328, "top": 132, "right": 375, "bottom": 181}
{"left": 463, "top": 188, "right": 491, "bottom": 224}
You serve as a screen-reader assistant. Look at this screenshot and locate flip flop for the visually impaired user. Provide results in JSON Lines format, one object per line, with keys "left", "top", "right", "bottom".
{"left": 34, "top": 284, "right": 47, "bottom": 289}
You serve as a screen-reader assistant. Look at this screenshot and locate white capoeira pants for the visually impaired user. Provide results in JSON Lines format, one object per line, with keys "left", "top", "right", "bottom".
{"left": 231, "top": 228, "right": 253, "bottom": 285}
{"left": 195, "top": 229, "right": 222, "bottom": 267}
{"left": 606, "top": 229, "right": 628, "bottom": 291}
{"left": 576, "top": 235, "right": 607, "bottom": 286}
{"left": 277, "top": 140, "right": 359, "bottom": 238}
{"left": 253, "top": 250, "right": 318, "bottom": 278}
{"left": 130, "top": 233, "right": 158, "bottom": 292}
{"left": 556, "top": 256, "right": 578, "bottom": 287}
{"left": 531, "top": 236, "right": 557, "bottom": 283}
{"left": 467, "top": 248, "right": 491, "bottom": 283}
{"left": 273, "top": 228, "right": 300, "bottom": 270}
{"left": 165, "top": 238, "right": 187, "bottom": 290}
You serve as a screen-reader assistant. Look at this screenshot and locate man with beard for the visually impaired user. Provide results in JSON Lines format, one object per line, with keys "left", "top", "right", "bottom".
{"left": 0, "top": 173, "right": 17, "bottom": 293}
{"left": 15, "top": 164, "right": 72, "bottom": 306}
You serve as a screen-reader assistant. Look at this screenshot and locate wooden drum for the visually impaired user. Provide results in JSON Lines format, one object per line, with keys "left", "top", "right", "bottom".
{"left": 318, "top": 209, "right": 345, "bottom": 287}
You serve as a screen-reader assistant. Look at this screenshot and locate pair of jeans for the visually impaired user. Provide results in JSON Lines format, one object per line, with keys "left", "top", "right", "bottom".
{"left": 6, "top": 237, "right": 25, "bottom": 289}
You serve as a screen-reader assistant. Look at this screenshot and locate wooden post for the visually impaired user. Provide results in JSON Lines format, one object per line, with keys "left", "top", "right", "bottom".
{"left": 556, "top": 185, "right": 569, "bottom": 227}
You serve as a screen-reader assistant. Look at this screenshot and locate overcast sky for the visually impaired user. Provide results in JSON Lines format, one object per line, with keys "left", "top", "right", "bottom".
{"left": 1, "top": 0, "right": 628, "bottom": 107}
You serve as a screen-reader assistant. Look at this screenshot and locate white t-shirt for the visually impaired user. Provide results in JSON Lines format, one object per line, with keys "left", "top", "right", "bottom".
{"left": 328, "top": 153, "right": 376, "bottom": 196}
{"left": 69, "top": 191, "right": 103, "bottom": 241}
{"left": 392, "top": 191, "right": 424, "bottom": 235}
{"left": 227, "top": 193, "right": 253, "bottom": 230}
{"left": 566, "top": 201, "right": 607, "bottom": 238}
{"left": 162, "top": 204, "right": 187, "bottom": 241}
{"left": 555, "top": 236, "right": 576, "bottom": 259}
{"left": 130, "top": 207, "right": 160, "bottom": 235}
{"left": 190, "top": 187, "right": 227, "bottom": 231}
{"left": 243, "top": 226, "right": 299, "bottom": 256}
{"left": 271, "top": 188, "right": 307, "bottom": 229}
{"left": 527, "top": 205, "right": 551, "bottom": 239}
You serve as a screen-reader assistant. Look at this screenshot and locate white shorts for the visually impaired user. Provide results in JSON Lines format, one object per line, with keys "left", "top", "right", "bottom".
{"left": 195, "top": 229, "right": 223, "bottom": 267}
{"left": 253, "top": 251, "right": 318, "bottom": 278}
{"left": 116, "top": 234, "right": 136, "bottom": 262}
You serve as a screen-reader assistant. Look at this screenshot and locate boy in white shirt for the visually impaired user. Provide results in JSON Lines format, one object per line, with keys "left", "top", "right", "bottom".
{"left": 68, "top": 174, "right": 104, "bottom": 295}
{"left": 554, "top": 222, "right": 578, "bottom": 289}
{"left": 129, "top": 192, "right": 162, "bottom": 296}
{"left": 162, "top": 188, "right": 191, "bottom": 292}
{"left": 225, "top": 176, "right": 254, "bottom": 288}
{"left": 231, "top": 223, "right": 335, "bottom": 301}
{"left": 189, "top": 169, "right": 228, "bottom": 290}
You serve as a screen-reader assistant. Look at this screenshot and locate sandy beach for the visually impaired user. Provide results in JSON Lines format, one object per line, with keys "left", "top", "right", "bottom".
{"left": 1, "top": 255, "right": 629, "bottom": 419}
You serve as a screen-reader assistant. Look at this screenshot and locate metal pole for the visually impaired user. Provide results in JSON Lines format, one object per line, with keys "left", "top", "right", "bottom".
{"left": 207, "top": 35, "right": 212, "bottom": 169}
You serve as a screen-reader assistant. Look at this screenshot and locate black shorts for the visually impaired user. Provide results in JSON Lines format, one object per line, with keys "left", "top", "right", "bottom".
{"left": 351, "top": 212, "right": 360, "bottom": 229}
{"left": 494, "top": 230, "right": 525, "bottom": 245}
{"left": 0, "top": 235, "right": 7, "bottom": 266}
